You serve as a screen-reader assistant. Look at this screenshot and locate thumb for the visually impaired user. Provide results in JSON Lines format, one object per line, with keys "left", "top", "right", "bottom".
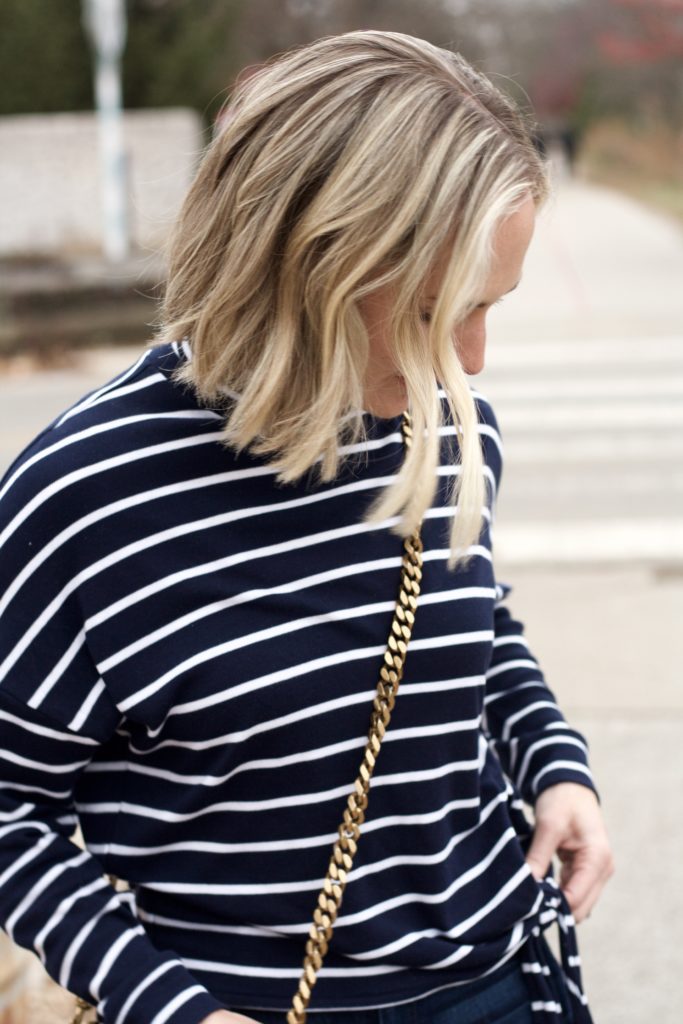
{"left": 525, "top": 819, "right": 560, "bottom": 881}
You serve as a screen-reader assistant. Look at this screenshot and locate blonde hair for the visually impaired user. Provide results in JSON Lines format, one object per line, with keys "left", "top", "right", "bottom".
{"left": 153, "top": 30, "right": 549, "bottom": 569}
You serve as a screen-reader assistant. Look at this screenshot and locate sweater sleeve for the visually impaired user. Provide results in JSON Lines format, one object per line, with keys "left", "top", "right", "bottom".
{"left": 0, "top": 450, "right": 225, "bottom": 1024}
{"left": 473, "top": 390, "right": 599, "bottom": 806}
{"left": 483, "top": 580, "right": 599, "bottom": 805}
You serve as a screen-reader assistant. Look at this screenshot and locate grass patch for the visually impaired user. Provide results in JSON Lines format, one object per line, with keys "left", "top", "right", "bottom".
{"left": 578, "top": 119, "right": 683, "bottom": 224}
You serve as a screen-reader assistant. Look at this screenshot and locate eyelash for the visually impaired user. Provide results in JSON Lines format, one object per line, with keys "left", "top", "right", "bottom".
{"left": 420, "top": 297, "right": 505, "bottom": 324}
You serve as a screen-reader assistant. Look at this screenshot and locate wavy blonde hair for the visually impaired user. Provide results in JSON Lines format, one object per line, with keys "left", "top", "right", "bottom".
{"left": 153, "top": 30, "right": 549, "bottom": 569}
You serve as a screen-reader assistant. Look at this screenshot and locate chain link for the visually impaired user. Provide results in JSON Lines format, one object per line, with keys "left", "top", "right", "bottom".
{"left": 286, "top": 410, "right": 423, "bottom": 1024}
{"left": 70, "top": 997, "right": 98, "bottom": 1024}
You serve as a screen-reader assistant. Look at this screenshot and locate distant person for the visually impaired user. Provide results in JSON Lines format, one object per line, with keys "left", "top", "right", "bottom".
{"left": 560, "top": 126, "right": 581, "bottom": 172}
{"left": 0, "top": 31, "right": 613, "bottom": 1024}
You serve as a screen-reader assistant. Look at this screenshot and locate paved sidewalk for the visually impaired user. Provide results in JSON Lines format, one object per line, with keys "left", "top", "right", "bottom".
{"left": 1, "top": 176, "right": 682, "bottom": 1023}
{"left": 485, "top": 174, "right": 683, "bottom": 1023}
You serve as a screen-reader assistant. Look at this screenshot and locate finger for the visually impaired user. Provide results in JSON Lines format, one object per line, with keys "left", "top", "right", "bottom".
{"left": 568, "top": 857, "right": 615, "bottom": 922}
{"left": 561, "top": 861, "right": 596, "bottom": 909}
{"left": 570, "top": 880, "right": 606, "bottom": 923}
{"left": 525, "top": 822, "right": 561, "bottom": 881}
{"left": 561, "top": 844, "right": 614, "bottom": 909}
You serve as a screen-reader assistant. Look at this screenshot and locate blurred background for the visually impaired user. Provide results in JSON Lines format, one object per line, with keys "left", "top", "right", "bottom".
{"left": 0, "top": 1, "right": 682, "bottom": 1022}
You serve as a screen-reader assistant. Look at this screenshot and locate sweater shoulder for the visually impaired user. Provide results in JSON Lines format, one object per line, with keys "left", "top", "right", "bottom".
{"left": 0, "top": 344, "right": 219, "bottom": 506}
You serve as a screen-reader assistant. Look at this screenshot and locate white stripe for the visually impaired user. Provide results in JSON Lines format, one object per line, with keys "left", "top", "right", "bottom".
{"left": 5, "top": 849, "right": 90, "bottom": 937}
{"left": 0, "top": 460, "right": 300, "bottom": 686}
{"left": 116, "top": 581, "right": 491, "bottom": 713}
{"left": 53, "top": 350, "right": 151, "bottom": 426}
{"left": 88, "top": 791, "right": 484, "bottom": 860}
{"left": 140, "top": 826, "right": 514, "bottom": 915}
{"left": 58, "top": 894, "right": 121, "bottom": 988}
{"left": 0, "top": 429, "right": 225, "bottom": 557}
{"left": 126, "top": 674, "right": 486, "bottom": 757}
{"left": 340, "top": 430, "right": 401, "bottom": 454}
{"left": 516, "top": 735, "right": 589, "bottom": 787}
{"left": 34, "top": 876, "right": 110, "bottom": 960}
{"left": 349, "top": 829, "right": 518, "bottom": 960}
{"left": 179, "top": 955, "right": 405, "bottom": 978}
{"left": 565, "top": 974, "right": 589, "bottom": 1003}
{"left": 138, "top": 626, "right": 493, "bottom": 726}
{"left": 0, "top": 831, "right": 55, "bottom": 890}
{"left": 438, "top": 863, "right": 532, "bottom": 942}
{"left": 0, "top": 425, "right": 224, "bottom": 557}
{"left": 492, "top": 634, "right": 531, "bottom": 650}
{"left": 99, "top": 789, "right": 511, "bottom": 896}
{"left": 0, "top": 819, "right": 49, "bottom": 842}
{"left": 0, "top": 802, "right": 35, "bottom": 822}
{"left": 0, "top": 707, "right": 97, "bottom": 745}
{"left": 112, "top": 755, "right": 481, "bottom": 837}
{"left": 28, "top": 629, "right": 91, "bottom": 710}
{"left": 0, "top": 780, "right": 70, "bottom": 799}
{"left": 0, "top": 747, "right": 90, "bottom": 774}
{"left": 134, "top": 905, "right": 302, "bottom": 938}
{"left": 477, "top": 423, "right": 504, "bottom": 458}
{"left": 530, "top": 1000, "right": 563, "bottom": 1014}
{"left": 0, "top": 410, "right": 221, "bottom": 505}
{"left": 103, "top": 579, "right": 492, "bottom": 675}
{"left": 355, "top": 935, "right": 472, "bottom": 968}
{"left": 486, "top": 658, "right": 538, "bottom": 681}
{"left": 54, "top": 371, "right": 164, "bottom": 428}
{"left": 531, "top": 760, "right": 594, "bottom": 794}
{"left": 84, "top": 495, "right": 462, "bottom": 637}
{"left": 267, "top": 855, "right": 531, "bottom": 952}
{"left": 148, "top": 984, "right": 208, "bottom": 1024}
{"left": 485, "top": 681, "right": 542, "bottom": 707}
{"left": 85, "top": 716, "right": 482, "bottom": 788}
{"left": 68, "top": 678, "right": 108, "bottom": 733}
{"left": 501, "top": 701, "right": 559, "bottom": 743}
{"left": 505, "top": 920, "right": 525, "bottom": 954}
{"left": 1, "top": 476, "right": 485, "bottom": 703}
{"left": 112, "top": 960, "right": 179, "bottom": 1024}
{"left": 102, "top": 555, "right": 404, "bottom": 671}
{"left": 270, "top": 794, "right": 516, "bottom": 937}
{"left": 90, "top": 926, "right": 145, "bottom": 1000}
{"left": 520, "top": 961, "right": 551, "bottom": 976}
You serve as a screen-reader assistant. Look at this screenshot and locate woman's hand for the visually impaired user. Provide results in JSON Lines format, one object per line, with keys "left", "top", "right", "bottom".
{"left": 525, "top": 781, "right": 615, "bottom": 923}
{"left": 199, "top": 1012, "right": 264, "bottom": 1023}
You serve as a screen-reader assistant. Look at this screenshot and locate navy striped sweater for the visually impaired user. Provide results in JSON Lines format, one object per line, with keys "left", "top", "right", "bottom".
{"left": 0, "top": 340, "right": 597, "bottom": 1024}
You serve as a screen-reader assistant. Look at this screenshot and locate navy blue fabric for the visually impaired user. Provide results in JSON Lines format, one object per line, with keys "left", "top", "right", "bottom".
{"left": 0, "top": 341, "right": 595, "bottom": 1024}
{"left": 229, "top": 934, "right": 572, "bottom": 1023}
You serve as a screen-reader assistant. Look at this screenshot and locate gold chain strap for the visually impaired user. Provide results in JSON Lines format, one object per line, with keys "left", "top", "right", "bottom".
{"left": 286, "top": 410, "right": 423, "bottom": 1024}
{"left": 69, "top": 412, "right": 422, "bottom": 1024}
{"left": 70, "top": 996, "right": 97, "bottom": 1024}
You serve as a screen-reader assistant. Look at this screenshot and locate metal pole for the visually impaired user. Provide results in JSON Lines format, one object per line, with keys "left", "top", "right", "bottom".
{"left": 83, "top": 0, "right": 129, "bottom": 263}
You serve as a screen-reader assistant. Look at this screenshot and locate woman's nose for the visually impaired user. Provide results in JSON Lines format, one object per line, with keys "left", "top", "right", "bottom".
{"left": 455, "top": 315, "right": 487, "bottom": 374}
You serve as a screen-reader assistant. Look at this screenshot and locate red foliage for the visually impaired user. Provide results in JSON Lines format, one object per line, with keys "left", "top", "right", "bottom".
{"left": 599, "top": 0, "right": 683, "bottom": 64}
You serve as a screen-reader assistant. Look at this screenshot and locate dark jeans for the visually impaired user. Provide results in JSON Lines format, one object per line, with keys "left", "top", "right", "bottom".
{"left": 227, "top": 938, "right": 572, "bottom": 1024}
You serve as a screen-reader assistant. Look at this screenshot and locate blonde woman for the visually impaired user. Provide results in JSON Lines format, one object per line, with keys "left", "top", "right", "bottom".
{"left": 0, "top": 30, "right": 613, "bottom": 1024}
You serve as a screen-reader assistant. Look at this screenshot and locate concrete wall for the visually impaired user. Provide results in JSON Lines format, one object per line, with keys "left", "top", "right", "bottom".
{"left": 0, "top": 109, "right": 205, "bottom": 257}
